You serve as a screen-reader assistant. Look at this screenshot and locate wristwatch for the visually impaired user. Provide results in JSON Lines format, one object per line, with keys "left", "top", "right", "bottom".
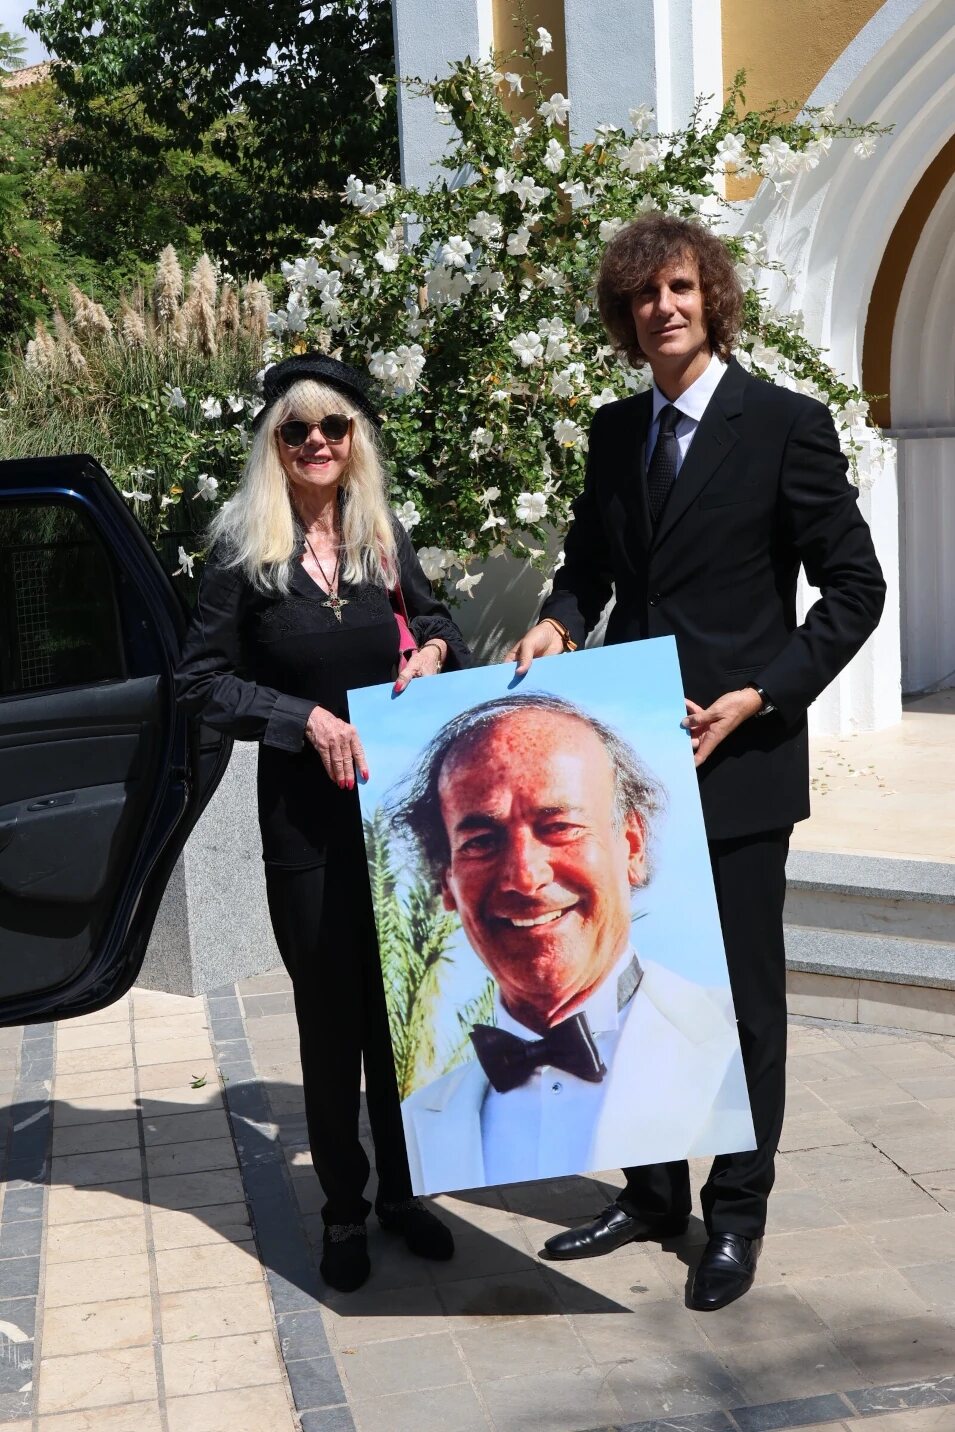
{"left": 542, "top": 617, "right": 578, "bottom": 652}
{"left": 746, "top": 683, "right": 776, "bottom": 717}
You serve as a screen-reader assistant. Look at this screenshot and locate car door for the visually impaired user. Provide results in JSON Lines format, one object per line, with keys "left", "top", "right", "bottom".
{"left": 0, "top": 455, "right": 230, "bottom": 1027}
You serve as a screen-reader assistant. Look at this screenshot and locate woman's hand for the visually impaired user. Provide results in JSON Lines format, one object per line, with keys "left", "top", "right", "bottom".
{"left": 305, "top": 705, "right": 368, "bottom": 788}
{"left": 504, "top": 621, "right": 565, "bottom": 675}
{"left": 393, "top": 639, "right": 446, "bottom": 694}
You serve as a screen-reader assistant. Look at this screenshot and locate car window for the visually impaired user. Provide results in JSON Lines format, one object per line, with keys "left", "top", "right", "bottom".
{"left": 0, "top": 500, "right": 125, "bottom": 696}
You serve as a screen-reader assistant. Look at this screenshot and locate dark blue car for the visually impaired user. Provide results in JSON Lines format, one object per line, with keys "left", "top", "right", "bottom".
{"left": 0, "top": 456, "right": 230, "bottom": 1026}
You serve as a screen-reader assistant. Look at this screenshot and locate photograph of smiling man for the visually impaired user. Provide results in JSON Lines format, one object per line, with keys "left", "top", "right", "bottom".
{"left": 350, "top": 638, "right": 755, "bottom": 1197}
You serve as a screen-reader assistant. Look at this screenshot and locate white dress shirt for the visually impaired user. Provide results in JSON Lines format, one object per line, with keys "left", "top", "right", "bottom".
{"left": 646, "top": 351, "right": 727, "bottom": 476}
{"left": 480, "top": 948, "right": 638, "bottom": 1185}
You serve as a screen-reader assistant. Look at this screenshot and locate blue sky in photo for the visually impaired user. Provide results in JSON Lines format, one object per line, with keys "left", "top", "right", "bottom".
{"left": 350, "top": 636, "right": 731, "bottom": 1084}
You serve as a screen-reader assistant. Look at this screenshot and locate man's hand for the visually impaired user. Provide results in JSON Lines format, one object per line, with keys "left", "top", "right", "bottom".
{"left": 504, "top": 621, "right": 565, "bottom": 675}
{"left": 305, "top": 705, "right": 368, "bottom": 788}
{"left": 682, "top": 688, "right": 764, "bottom": 768}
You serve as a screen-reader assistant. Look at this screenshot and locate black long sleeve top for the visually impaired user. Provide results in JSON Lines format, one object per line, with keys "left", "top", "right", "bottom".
{"left": 175, "top": 519, "right": 471, "bottom": 867}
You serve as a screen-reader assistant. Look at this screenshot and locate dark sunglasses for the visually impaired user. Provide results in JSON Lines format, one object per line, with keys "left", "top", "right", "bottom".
{"left": 277, "top": 414, "right": 352, "bottom": 446}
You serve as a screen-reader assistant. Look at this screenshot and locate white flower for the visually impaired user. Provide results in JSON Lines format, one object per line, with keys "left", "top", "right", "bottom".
{"left": 249, "top": 397, "right": 265, "bottom": 419}
{"left": 513, "top": 174, "right": 550, "bottom": 209}
{"left": 617, "top": 136, "right": 661, "bottom": 174}
{"left": 574, "top": 302, "right": 591, "bottom": 326}
{"left": 854, "top": 133, "right": 878, "bottom": 159}
{"left": 560, "top": 180, "right": 594, "bottom": 208}
{"left": 417, "top": 547, "right": 448, "bottom": 581}
{"left": 456, "top": 570, "right": 484, "bottom": 597}
{"left": 554, "top": 418, "right": 585, "bottom": 447}
{"left": 535, "top": 26, "right": 553, "bottom": 55}
{"left": 493, "top": 166, "right": 515, "bottom": 195}
{"left": 758, "top": 136, "right": 796, "bottom": 178}
{"left": 538, "top": 577, "right": 554, "bottom": 600}
{"left": 506, "top": 226, "right": 531, "bottom": 256}
{"left": 599, "top": 217, "right": 624, "bottom": 242}
{"left": 537, "top": 316, "right": 567, "bottom": 338}
{"left": 371, "top": 74, "right": 387, "bottom": 108}
{"left": 474, "top": 267, "right": 505, "bottom": 293}
{"left": 628, "top": 103, "right": 654, "bottom": 131}
{"left": 122, "top": 489, "right": 150, "bottom": 505}
{"left": 817, "top": 103, "right": 836, "bottom": 124}
{"left": 226, "top": 394, "right": 245, "bottom": 414}
{"left": 441, "top": 235, "right": 473, "bottom": 268}
{"left": 803, "top": 134, "right": 832, "bottom": 164}
{"left": 163, "top": 384, "right": 186, "bottom": 411}
{"left": 590, "top": 388, "right": 617, "bottom": 409}
{"left": 396, "top": 500, "right": 421, "bottom": 531}
{"left": 503, "top": 72, "right": 523, "bottom": 95}
{"left": 509, "top": 331, "right": 544, "bottom": 366}
{"left": 542, "top": 139, "right": 566, "bottom": 173}
{"left": 196, "top": 473, "right": 219, "bottom": 502}
{"left": 468, "top": 210, "right": 503, "bottom": 241}
{"left": 515, "top": 491, "right": 548, "bottom": 524}
{"left": 343, "top": 174, "right": 365, "bottom": 207}
{"left": 551, "top": 365, "right": 583, "bottom": 398}
{"left": 480, "top": 511, "right": 507, "bottom": 532}
{"left": 470, "top": 426, "right": 494, "bottom": 452}
{"left": 538, "top": 265, "right": 566, "bottom": 292}
{"left": 369, "top": 343, "right": 426, "bottom": 394}
{"left": 715, "top": 132, "right": 747, "bottom": 171}
{"left": 480, "top": 486, "right": 501, "bottom": 504}
{"left": 175, "top": 546, "right": 195, "bottom": 579}
{"left": 200, "top": 396, "right": 222, "bottom": 421}
{"left": 489, "top": 306, "right": 508, "bottom": 325}
{"left": 538, "top": 92, "right": 570, "bottom": 127}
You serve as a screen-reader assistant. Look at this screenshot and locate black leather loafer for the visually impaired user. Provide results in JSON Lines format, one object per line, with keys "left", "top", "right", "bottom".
{"left": 540, "top": 1202, "right": 689, "bottom": 1261}
{"left": 689, "top": 1232, "right": 762, "bottom": 1310}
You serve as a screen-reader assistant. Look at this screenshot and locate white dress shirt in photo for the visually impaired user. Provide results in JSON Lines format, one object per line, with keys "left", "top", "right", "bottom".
{"left": 480, "top": 947, "right": 639, "bottom": 1186}
{"left": 646, "top": 351, "right": 727, "bottom": 475}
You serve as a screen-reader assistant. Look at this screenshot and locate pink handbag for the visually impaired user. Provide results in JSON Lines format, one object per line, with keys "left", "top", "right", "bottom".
{"left": 390, "top": 579, "right": 418, "bottom": 673}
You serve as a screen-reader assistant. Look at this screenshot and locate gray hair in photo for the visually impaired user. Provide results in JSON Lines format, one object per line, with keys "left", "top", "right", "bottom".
{"left": 389, "top": 691, "right": 667, "bottom": 889}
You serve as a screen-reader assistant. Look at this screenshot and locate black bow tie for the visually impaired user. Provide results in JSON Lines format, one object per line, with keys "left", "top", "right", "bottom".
{"left": 470, "top": 1012, "right": 608, "bottom": 1094}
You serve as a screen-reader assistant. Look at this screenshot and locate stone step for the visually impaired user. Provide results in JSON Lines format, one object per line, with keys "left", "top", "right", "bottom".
{"left": 783, "top": 849, "right": 955, "bottom": 1035}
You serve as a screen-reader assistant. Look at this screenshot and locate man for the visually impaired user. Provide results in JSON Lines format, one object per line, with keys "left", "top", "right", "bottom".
{"left": 508, "top": 214, "right": 885, "bottom": 1310}
{"left": 392, "top": 692, "right": 754, "bottom": 1195}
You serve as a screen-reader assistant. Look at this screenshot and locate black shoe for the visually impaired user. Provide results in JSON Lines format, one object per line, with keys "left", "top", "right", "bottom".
{"left": 320, "top": 1222, "right": 370, "bottom": 1292}
{"left": 540, "top": 1202, "right": 689, "bottom": 1261}
{"left": 377, "top": 1197, "right": 455, "bottom": 1261}
{"left": 689, "top": 1233, "right": 762, "bottom": 1311}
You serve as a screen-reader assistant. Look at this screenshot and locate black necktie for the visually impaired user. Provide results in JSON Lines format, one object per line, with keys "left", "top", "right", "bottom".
{"left": 469, "top": 1012, "right": 608, "bottom": 1094}
{"left": 646, "top": 403, "right": 680, "bottom": 525}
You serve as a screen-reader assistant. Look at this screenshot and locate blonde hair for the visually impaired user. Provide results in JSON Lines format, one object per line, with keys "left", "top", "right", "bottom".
{"left": 209, "top": 378, "right": 397, "bottom": 592}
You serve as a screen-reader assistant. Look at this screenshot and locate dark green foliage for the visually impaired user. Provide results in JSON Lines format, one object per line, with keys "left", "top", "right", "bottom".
{"left": 24, "top": 0, "right": 399, "bottom": 273}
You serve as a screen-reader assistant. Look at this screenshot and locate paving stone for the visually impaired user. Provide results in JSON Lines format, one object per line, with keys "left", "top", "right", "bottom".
{"left": 160, "top": 1330, "right": 285, "bottom": 1397}
{"left": 819, "top": 1177, "right": 941, "bottom": 1224}
{"left": 35, "top": 1400, "right": 163, "bottom": 1429}
{"left": 794, "top": 1267, "right": 930, "bottom": 1331}
{"left": 483, "top": 1364, "right": 625, "bottom": 1431}
{"left": 846, "top": 1376, "right": 955, "bottom": 1415}
{"left": 50, "top": 1147, "right": 142, "bottom": 1188}
{"left": 0, "top": 1218, "right": 43, "bottom": 1259}
{"left": 36, "top": 1345, "right": 157, "bottom": 1415}
{"left": 144, "top": 1136, "right": 237, "bottom": 1180}
{"left": 285, "top": 1354, "right": 346, "bottom": 1410}
{"left": 146, "top": 1167, "right": 246, "bottom": 1211}
{"left": 339, "top": 1331, "right": 465, "bottom": 1401}
{"left": 0, "top": 1256, "right": 39, "bottom": 1297}
{"left": 321, "top": 1284, "right": 444, "bottom": 1346}
{"left": 859, "top": 1214, "right": 955, "bottom": 1267}
{"left": 607, "top": 1350, "right": 744, "bottom": 1424}
{"left": 45, "top": 1215, "right": 146, "bottom": 1265}
{"left": 51, "top": 1118, "right": 141, "bottom": 1158}
{"left": 140, "top": 1108, "right": 231, "bottom": 1147}
{"left": 160, "top": 1281, "right": 274, "bottom": 1343}
{"left": 44, "top": 1252, "right": 151, "bottom": 1308}
{"left": 350, "top": 1383, "right": 487, "bottom": 1432}
{"left": 150, "top": 1202, "right": 252, "bottom": 1251}
{"left": 833, "top": 1315, "right": 955, "bottom": 1382}
{"left": 730, "top": 1393, "right": 854, "bottom": 1430}
{"left": 165, "top": 1384, "right": 298, "bottom": 1432}
{"left": 764, "top": 1189, "right": 846, "bottom": 1234}
{"left": 41, "top": 1295, "right": 154, "bottom": 1356}
{"left": 899, "top": 1260, "right": 955, "bottom": 1310}
{"left": 715, "top": 1331, "right": 865, "bottom": 1401}
{"left": 458, "top": 1314, "right": 590, "bottom": 1383}
{"left": 51, "top": 1093, "right": 140, "bottom": 1126}
{"left": 154, "top": 1239, "right": 262, "bottom": 1294}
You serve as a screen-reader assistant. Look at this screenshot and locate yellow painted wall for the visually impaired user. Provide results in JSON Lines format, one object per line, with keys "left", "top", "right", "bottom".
{"left": 492, "top": 0, "right": 568, "bottom": 113}
{"left": 721, "top": 0, "right": 885, "bottom": 198}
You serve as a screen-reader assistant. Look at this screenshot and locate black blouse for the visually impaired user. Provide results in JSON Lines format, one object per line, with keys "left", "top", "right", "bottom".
{"left": 175, "top": 519, "right": 470, "bottom": 867}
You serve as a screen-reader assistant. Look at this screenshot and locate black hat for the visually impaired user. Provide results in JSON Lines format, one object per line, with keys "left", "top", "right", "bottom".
{"left": 253, "top": 352, "right": 382, "bottom": 431}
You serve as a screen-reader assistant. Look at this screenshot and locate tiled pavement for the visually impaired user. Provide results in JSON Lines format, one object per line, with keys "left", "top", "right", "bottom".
{"left": 1, "top": 973, "right": 955, "bottom": 1432}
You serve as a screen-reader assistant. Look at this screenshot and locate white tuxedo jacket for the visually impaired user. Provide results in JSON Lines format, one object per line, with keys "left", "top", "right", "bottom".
{"left": 401, "top": 959, "right": 755, "bottom": 1195}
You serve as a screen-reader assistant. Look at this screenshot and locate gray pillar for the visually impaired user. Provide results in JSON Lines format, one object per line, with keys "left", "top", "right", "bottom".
{"left": 564, "top": 0, "right": 724, "bottom": 144}
{"left": 393, "top": 0, "right": 495, "bottom": 189}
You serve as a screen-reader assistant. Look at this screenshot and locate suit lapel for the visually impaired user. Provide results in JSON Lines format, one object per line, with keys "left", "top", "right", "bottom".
{"left": 613, "top": 391, "right": 652, "bottom": 563}
{"left": 651, "top": 358, "right": 746, "bottom": 548}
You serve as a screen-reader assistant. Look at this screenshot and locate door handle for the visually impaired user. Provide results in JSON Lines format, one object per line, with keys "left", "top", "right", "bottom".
{"left": 26, "top": 793, "right": 77, "bottom": 812}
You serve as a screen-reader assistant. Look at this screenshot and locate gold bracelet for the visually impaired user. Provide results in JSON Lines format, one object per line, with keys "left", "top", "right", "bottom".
{"left": 542, "top": 617, "right": 578, "bottom": 652}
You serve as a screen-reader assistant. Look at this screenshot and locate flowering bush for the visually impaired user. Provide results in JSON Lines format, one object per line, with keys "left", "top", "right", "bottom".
{"left": 256, "top": 36, "right": 889, "bottom": 597}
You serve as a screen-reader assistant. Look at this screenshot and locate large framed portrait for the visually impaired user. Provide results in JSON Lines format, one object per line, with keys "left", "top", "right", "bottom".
{"left": 349, "top": 636, "right": 755, "bottom": 1196}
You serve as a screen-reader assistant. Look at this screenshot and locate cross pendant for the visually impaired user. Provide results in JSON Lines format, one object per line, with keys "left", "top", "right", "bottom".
{"left": 322, "top": 592, "right": 349, "bottom": 622}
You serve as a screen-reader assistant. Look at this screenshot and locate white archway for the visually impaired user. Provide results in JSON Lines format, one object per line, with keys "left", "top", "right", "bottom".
{"left": 741, "top": 0, "right": 955, "bottom": 729}
{"left": 890, "top": 169, "right": 955, "bottom": 691}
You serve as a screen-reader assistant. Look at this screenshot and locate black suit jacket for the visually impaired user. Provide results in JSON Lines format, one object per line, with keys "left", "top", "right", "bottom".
{"left": 540, "top": 357, "right": 886, "bottom": 840}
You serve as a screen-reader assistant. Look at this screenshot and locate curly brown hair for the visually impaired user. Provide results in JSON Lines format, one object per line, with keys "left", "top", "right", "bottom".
{"left": 597, "top": 213, "right": 744, "bottom": 366}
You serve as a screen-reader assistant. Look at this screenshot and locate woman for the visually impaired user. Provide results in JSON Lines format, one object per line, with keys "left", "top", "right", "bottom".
{"left": 175, "top": 352, "right": 470, "bottom": 1291}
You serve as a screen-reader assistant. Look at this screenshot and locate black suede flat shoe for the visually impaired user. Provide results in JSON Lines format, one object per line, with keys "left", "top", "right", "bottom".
{"left": 377, "top": 1197, "right": 455, "bottom": 1260}
{"left": 320, "top": 1222, "right": 370, "bottom": 1292}
{"left": 541, "top": 1202, "right": 689, "bottom": 1261}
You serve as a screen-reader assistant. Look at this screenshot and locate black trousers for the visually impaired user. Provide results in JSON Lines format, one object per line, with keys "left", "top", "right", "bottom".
{"left": 619, "top": 827, "right": 791, "bottom": 1239}
{"left": 265, "top": 853, "right": 413, "bottom": 1226}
